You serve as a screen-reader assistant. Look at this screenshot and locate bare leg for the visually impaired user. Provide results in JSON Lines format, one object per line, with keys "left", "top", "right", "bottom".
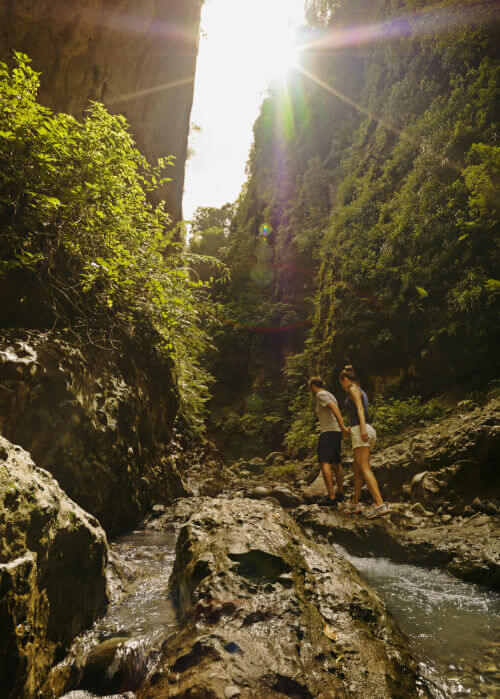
{"left": 320, "top": 461, "right": 336, "bottom": 499}
{"left": 355, "top": 446, "right": 384, "bottom": 506}
{"left": 332, "top": 462, "right": 344, "bottom": 495}
{"left": 351, "top": 451, "right": 363, "bottom": 504}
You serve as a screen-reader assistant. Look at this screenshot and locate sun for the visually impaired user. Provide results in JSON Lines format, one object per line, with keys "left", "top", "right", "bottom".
{"left": 252, "top": 19, "right": 301, "bottom": 84}
{"left": 262, "top": 30, "right": 301, "bottom": 82}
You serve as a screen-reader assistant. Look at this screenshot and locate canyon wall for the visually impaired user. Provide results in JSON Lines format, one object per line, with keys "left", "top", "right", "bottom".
{"left": 0, "top": 0, "right": 202, "bottom": 220}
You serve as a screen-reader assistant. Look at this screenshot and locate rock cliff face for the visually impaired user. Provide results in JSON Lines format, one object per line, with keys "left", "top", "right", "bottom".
{"left": 0, "top": 330, "right": 187, "bottom": 535}
{"left": 0, "top": 0, "right": 202, "bottom": 219}
{"left": 0, "top": 435, "right": 108, "bottom": 699}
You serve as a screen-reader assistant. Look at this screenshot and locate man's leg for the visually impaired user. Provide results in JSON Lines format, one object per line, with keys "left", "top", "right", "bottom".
{"left": 320, "top": 461, "right": 336, "bottom": 499}
{"left": 332, "top": 462, "right": 344, "bottom": 495}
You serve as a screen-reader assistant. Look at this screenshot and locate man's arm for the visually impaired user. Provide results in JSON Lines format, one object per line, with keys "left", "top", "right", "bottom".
{"left": 327, "top": 402, "right": 350, "bottom": 436}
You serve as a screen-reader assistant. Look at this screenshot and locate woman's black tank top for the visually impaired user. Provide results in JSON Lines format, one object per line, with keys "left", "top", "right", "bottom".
{"left": 345, "top": 385, "right": 370, "bottom": 426}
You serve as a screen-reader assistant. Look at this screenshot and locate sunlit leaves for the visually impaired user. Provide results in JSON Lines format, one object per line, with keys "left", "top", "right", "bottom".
{"left": 0, "top": 53, "right": 215, "bottom": 432}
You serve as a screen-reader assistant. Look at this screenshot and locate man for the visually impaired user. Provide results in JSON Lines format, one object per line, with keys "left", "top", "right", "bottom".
{"left": 309, "top": 376, "right": 350, "bottom": 505}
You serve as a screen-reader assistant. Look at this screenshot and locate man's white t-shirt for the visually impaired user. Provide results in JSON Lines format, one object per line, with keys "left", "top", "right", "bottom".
{"left": 315, "top": 390, "right": 341, "bottom": 432}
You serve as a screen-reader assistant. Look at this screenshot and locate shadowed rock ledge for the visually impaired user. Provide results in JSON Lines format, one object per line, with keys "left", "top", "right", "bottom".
{"left": 139, "top": 497, "right": 420, "bottom": 698}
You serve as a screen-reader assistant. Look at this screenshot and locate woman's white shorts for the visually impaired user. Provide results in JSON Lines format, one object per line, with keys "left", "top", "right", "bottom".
{"left": 351, "top": 424, "right": 377, "bottom": 450}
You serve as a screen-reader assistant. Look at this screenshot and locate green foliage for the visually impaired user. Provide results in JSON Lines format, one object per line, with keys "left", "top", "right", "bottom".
{"left": 212, "top": 396, "right": 286, "bottom": 456}
{"left": 264, "top": 461, "right": 300, "bottom": 481}
{"left": 205, "top": 0, "right": 499, "bottom": 452}
{"left": 0, "top": 53, "right": 215, "bottom": 431}
{"left": 283, "top": 392, "right": 319, "bottom": 457}
{"left": 370, "top": 396, "right": 444, "bottom": 438}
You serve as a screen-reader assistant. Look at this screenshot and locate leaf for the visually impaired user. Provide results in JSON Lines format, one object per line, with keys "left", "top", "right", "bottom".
{"left": 485, "top": 279, "right": 500, "bottom": 294}
{"left": 415, "top": 286, "right": 428, "bottom": 298}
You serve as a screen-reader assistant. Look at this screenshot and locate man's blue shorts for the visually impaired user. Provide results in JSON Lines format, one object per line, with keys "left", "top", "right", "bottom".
{"left": 317, "top": 431, "right": 342, "bottom": 464}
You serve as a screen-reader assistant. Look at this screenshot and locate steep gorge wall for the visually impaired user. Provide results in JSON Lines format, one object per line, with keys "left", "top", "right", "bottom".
{"left": 0, "top": 330, "right": 186, "bottom": 535}
{"left": 207, "top": 0, "right": 498, "bottom": 419}
{"left": 0, "top": 0, "right": 202, "bottom": 220}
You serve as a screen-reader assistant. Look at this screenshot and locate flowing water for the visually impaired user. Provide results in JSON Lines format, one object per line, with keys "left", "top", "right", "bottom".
{"left": 335, "top": 545, "right": 500, "bottom": 697}
{"left": 58, "top": 527, "right": 179, "bottom": 697}
{"left": 59, "top": 514, "right": 499, "bottom": 698}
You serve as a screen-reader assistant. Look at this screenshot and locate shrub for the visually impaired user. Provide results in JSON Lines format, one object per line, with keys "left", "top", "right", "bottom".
{"left": 370, "top": 396, "right": 444, "bottom": 438}
{"left": 283, "top": 393, "right": 319, "bottom": 458}
{"left": 0, "top": 54, "right": 216, "bottom": 431}
{"left": 265, "top": 461, "right": 300, "bottom": 481}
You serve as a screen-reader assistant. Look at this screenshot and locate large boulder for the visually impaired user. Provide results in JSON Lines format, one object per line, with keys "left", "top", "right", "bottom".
{"left": 302, "top": 471, "right": 328, "bottom": 502}
{"left": 139, "top": 497, "right": 419, "bottom": 697}
{"left": 369, "top": 398, "right": 500, "bottom": 505}
{"left": 295, "top": 505, "right": 500, "bottom": 589}
{"left": 0, "top": 435, "right": 109, "bottom": 699}
{"left": 0, "top": 330, "right": 186, "bottom": 534}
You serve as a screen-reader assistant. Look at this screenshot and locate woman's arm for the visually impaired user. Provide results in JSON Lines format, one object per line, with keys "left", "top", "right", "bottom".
{"left": 328, "top": 402, "right": 350, "bottom": 437}
{"left": 350, "top": 387, "right": 368, "bottom": 441}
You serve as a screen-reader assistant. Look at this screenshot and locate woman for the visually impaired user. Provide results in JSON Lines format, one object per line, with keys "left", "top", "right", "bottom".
{"left": 340, "top": 365, "right": 389, "bottom": 518}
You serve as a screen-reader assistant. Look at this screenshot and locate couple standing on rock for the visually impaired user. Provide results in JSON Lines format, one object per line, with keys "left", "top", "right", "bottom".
{"left": 309, "top": 366, "right": 390, "bottom": 519}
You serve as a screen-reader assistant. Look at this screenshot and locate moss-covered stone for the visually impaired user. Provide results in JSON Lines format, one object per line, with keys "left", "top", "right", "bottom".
{"left": 0, "top": 435, "right": 109, "bottom": 698}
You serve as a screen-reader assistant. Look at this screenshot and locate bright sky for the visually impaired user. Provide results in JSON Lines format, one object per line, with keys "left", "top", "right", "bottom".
{"left": 182, "top": 0, "right": 305, "bottom": 221}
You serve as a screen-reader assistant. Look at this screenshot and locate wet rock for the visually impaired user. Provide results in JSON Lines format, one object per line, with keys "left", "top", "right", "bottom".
{"left": 79, "top": 637, "right": 147, "bottom": 694}
{"left": 295, "top": 507, "right": 500, "bottom": 589}
{"left": 269, "top": 487, "right": 304, "bottom": 508}
{"left": 411, "top": 502, "right": 426, "bottom": 515}
{"left": 441, "top": 514, "right": 452, "bottom": 523}
{"left": 139, "top": 498, "right": 419, "bottom": 697}
{"left": 0, "top": 435, "right": 108, "bottom": 698}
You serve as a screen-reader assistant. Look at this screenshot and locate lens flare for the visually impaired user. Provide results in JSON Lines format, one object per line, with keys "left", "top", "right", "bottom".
{"left": 259, "top": 223, "right": 272, "bottom": 239}
{"left": 301, "top": 1, "right": 500, "bottom": 52}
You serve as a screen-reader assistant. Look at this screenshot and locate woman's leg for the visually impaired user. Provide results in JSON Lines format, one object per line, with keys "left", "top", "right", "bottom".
{"left": 351, "top": 451, "right": 363, "bottom": 504}
{"left": 355, "top": 446, "right": 384, "bottom": 506}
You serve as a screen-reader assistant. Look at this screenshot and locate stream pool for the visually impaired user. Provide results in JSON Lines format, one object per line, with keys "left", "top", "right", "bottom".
{"left": 61, "top": 524, "right": 499, "bottom": 698}
{"left": 335, "top": 545, "right": 500, "bottom": 697}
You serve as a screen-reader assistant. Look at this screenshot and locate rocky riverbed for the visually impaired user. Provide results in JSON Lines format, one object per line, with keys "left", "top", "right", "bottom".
{"left": 1, "top": 397, "right": 498, "bottom": 696}
{"left": 238, "top": 398, "right": 500, "bottom": 589}
{"left": 34, "top": 496, "right": 500, "bottom": 698}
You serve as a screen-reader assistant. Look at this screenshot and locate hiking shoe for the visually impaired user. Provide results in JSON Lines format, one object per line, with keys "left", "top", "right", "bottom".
{"left": 343, "top": 500, "right": 363, "bottom": 515}
{"left": 366, "top": 503, "right": 390, "bottom": 519}
{"left": 336, "top": 492, "right": 345, "bottom": 503}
